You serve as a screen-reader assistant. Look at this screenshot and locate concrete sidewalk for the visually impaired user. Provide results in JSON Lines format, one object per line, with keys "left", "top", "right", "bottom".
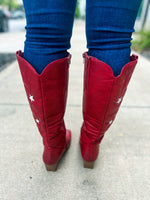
{"left": 0, "top": 20, "right": 150, "bottom": 200}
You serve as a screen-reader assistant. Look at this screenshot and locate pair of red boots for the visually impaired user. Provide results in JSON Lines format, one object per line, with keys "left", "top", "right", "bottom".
{"left": 16, "top": 50, "right": 138, "bottom": 171}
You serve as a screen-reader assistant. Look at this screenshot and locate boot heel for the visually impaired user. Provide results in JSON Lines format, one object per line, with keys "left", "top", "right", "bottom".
{"left": 83, "top": 160, "right": 95, "bottom": 169}
{"left": 45, "top": 163, "right": 58, "bottom": 171}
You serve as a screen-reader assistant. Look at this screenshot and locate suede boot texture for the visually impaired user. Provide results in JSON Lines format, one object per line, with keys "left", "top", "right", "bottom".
{"left": 80, "top": 52, "right": 138, "bottom": 168}
{"left": 16, "top": 50, "right": 71, "bottom": 171}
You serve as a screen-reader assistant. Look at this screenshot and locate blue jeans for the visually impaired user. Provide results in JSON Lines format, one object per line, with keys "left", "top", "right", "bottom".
{"left": 23, "top": 0, "right": 142, "bottom": 75}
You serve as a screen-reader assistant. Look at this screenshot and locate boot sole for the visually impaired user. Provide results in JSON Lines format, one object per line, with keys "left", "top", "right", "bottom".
{"left": 45, "top": 163, "right": 58, "bottom": 171}
{"left": 83, "top": 160, "right": 95, "bottom": 169}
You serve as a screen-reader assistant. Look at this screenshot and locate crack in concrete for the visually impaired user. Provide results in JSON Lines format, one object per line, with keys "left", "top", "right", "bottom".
{"left": 0, "top": 103, "right": 150, "bottom": 109}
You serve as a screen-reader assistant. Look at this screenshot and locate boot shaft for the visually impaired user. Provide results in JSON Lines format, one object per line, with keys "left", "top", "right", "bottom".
{"left": 80, "top": 52, "right": 138, "bottom": 162}
{"left": 16, "top": 50, "right": 71, "bottom": 148}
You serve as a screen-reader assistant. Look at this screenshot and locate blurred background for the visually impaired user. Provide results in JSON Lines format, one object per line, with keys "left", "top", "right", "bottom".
{"left": 0, "top": 0, "right": 150, "bottom": 70}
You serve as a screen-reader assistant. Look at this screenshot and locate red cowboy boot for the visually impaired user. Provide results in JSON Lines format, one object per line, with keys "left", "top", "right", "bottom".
{"left": 16, "top": 50, "right": 71, "bottom": 171}
{"left": 80, "top": 52, "right": 138, "bottom": 168}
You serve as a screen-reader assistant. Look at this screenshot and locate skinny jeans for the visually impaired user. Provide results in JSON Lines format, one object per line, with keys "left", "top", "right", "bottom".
{"left": 23, "top": 0, "right": 142, "bottom": 76}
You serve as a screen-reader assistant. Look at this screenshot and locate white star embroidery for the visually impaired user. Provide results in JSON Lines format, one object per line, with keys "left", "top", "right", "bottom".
{"left": 109, "top": 120, "right": 113, "bottom": 125}
{"left": 29, "top": 95, "right": 34, "bottom": 102}
{"left": 117, "top": 98, "right": 122, "bottom": 104}
{"left": 35, "top": 119, "right": 40, "bottom": 124}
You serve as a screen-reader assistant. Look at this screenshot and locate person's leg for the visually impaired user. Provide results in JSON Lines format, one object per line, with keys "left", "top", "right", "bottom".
{"left": 16, "top": 0, "right": 76, "bottom": 171}
{"left": 23, "top": 0, "right": 77, "bottom": 74}
{"left": 86, "top": 0, "right": 142, "bottom": 76}
{"left": 80, "top": 0, "right": 141, "bottom": 168}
